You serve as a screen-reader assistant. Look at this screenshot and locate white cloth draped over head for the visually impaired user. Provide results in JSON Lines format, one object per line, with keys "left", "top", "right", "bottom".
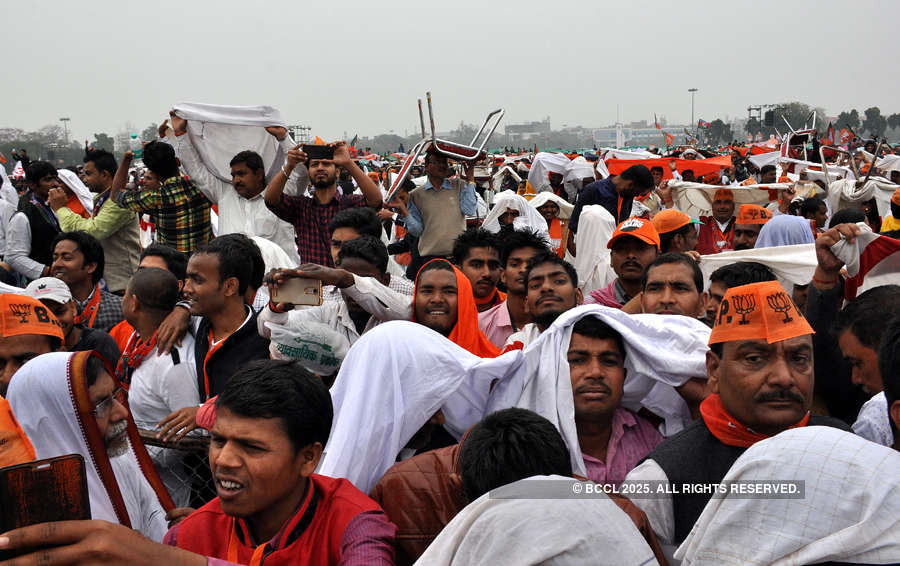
{"left": 414, "top": 476, "right": 659, "bottom": 566}
{"left": 527, "top": 152, "right": 571, "bottom": 193}
{"left": 7, "top": 352, "right": 167, "bottom": 540}
{"left": 481, "top": 190, "right": 550, "bottom": 239}
{"left": 562, "top": 156, "right": 595, "bottom": 200}
{"left": 675, "top": 426, "right": 900, "bottom": 566}
{"left": 486, "top": 305, "right": 710, "bottom": 463}
{"left": 827, "top": 177, "right": 898, "bottom": 219}
{"left": 317, "top": 321, "right": 522, "bottom": 494}
{"left": 319, "top": 306, "right": 709, "bottom": 491}
{"left": 669, "top": 181, "right": 781, "bottom": 218}
{"left": 172, "top": 102, "right": 288, "bottom": 184}
{"left": 697, "top": 244, "right": 817, "bottom": 291}
{"left": 491, "top": 165, "right": 521, "bottom": 186}
{"left": 754, "top": 214, "right": 815, "bottom": 248}
{"left": 876, "top": 153, "right": 900, "bottom": 174}
{"left": 57, "top": 168, "right": 94, "bottom": 215}
{"left": 528, "top": 191, "right": 574, "bottom": 220}
{"left": 570, "top": 205, "right": 616, "bottom": 293}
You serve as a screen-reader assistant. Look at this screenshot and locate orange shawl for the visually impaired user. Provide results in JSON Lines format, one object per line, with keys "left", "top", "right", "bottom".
{"left": 700, "top": 393, "right": 809, "bottom": 448}
{"left": 413, "top": 260, "right": 501, "bottom": 358}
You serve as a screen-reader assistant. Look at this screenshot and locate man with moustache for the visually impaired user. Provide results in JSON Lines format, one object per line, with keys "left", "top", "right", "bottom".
{"left": 626, "top": 281, "right": 849, "bottom": 551}
{"left": 732, "top": 204, "right": 772, "bottom": 251}
{"left": 586, "top": 218, "right": 659, "bottom": 309}
{"left": 696, "top": 188, "right": 736, "bottom": 255}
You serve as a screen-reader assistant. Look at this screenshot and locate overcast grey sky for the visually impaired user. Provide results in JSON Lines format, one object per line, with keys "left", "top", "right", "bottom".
{"left": 4, "top": 0, "right": 898, "bottom": 142}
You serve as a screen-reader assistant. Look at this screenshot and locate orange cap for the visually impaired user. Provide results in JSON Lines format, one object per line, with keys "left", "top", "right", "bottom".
{"left": 735, "top": 204, "right": 773, "bottom": 225}
{"left": 892, "top": 187, "right": 900, "bottom": 206}
{"left": 607, "top": 217, "right": 661, "bottom": 251}
{"left": 708, "top": 281, "right": 814, "bottom": 345}
{"left": 651, "top": 209, "right": 702, "bottom": 235}
{"left": 0, "top": 294, "right": 64, "bottom": 341}
{"left": 713, "top": 188, "right": 735, "bottom": 202}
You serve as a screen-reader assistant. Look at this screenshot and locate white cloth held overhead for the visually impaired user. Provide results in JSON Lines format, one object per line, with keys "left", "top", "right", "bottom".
{"left": 415, "top": 475, "right": 659, "bottom": 566}
{"left": 527, "top": 152, "right": 571, "bottom": 193}
{"left": 670, "top": 180, "right": 781, "bottom": 218}
{"left": 0, "top": 163, "right": 17, "bottom": 206}
{"left": 826, "top": 177, "right": 898, "bottom": 219}
{"left": 697, "top": 244, "right": 817, "bottom": 290}
{"left": 675, "top": 426, "right": 900, "bottom": 566}
{"left": 562, "top": 156, "right": 595, "bottom": 200}
{"left": 172, "top": 102, "right": 288, "bottom": 184}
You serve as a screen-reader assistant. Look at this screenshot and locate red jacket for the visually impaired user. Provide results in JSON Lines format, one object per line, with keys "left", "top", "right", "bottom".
{"left": 696, "top": 216, "right": 734, "bottom": 255}
{"left": 168, "top": 474, "right": 396, "bottom": 566}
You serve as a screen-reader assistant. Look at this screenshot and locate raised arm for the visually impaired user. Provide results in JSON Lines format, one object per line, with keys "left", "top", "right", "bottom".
{"left": 332, "top": 142, "right": 382, "bottom": 207}
{"left": 164, "top": 113, "right": 224, "bottom": 204}
{"left": 266, "top": 144, "right": 307, "bottom": 208}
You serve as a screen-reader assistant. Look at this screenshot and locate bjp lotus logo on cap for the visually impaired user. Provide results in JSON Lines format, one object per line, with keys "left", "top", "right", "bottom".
{"left": 9, "top": 303, "right": 31, "bottom": 324}
{"left": 766, "top": 291, "right": 794, "bottom": 323}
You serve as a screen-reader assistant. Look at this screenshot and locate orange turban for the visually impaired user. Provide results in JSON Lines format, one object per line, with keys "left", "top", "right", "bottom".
{"left": 413, "top": 260, "right": 501, "bottom": 358}
{"left": 713, "top": 188, "right": 735, "bottom": 202}
{"left": 709, "top": 281, "right": 813, "bottom": 345}
{"left": 735, "top": 204, "right": 773, "bottom": 225}
{"left": 892, "top": 187, "right": 900, "bottom": 206}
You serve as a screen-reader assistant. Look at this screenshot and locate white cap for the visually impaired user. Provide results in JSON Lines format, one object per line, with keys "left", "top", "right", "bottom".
{"left": 25, "top": 277, "right": 73, "bottom": 305}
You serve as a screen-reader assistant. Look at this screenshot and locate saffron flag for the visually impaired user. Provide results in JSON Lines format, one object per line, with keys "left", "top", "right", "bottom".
{"left": 698, "top": 119, "right": 711, "bottom": 129}
{"left": 314, "top": 136, "right": 326, "bottom": 145}
{"left": 655, "top": 114, "right": 661, "bottom": 130}
{"left": 0, "top": 151, "right": 6, "bottom": 164}
{"left": 664, "top": 132, "right": 674, "bottom": 146}
{"left": 839, "top": 128, "right": 852, "bottom": 145}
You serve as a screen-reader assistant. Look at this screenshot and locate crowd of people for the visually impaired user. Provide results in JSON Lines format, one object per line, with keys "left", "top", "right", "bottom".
{"left": 0, "top": 110, "right": 898, "bottom": 566}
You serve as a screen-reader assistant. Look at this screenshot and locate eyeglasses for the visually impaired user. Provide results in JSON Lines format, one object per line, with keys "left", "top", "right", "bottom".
{"left": 91, "top": 387, "right": 128, "bottom": 418}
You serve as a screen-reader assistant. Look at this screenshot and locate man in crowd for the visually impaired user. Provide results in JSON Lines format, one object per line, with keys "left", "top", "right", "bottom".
{"left": 25, "top": 276, "right": 120, "bottom": 365}
{"left": 5, "top": 161, "right": 60, "bottom": 282}
{"left": 389, "top": 149, "right": 478, "bottom": 277}
{"left": 0, "top": 293, "right": 64, "bottom": 467}
{"left": 51, "top": 231, "right": 124, "bottom": 333}
{"left": 732, "top": 203, "right": 772, "bottom": 250}
{"left": 880, "top": 316, "right": 900, "bottom": 450}
{"left": 704, "top": 261, "right": 776, "bottom": 327}
{"left": 800, "top": 196, "right": 829, "bottom": 233}
{"left": 261, "top": 236, "right": 410, "bottom": 355}
{"left": 504, "top": 252, "right": 582, "bottom": 350}
{"left": 452, "top": 228, "right": 504, "bottom": 312}
{"left": 587, "top": 218, "right": 659, "bottom": 309}
{"left": 566, "top": 315, "right": 664, "bottom": 485}
{"left": 567, "top": 164, "right": 654, "bottom": 254}
{"left": 0, "top": 360, "right": 398, "bottom": 565}
{"left": 696, "top": 188, "right": 735, "bottom": 255}
{"left": 639, "top": 253, "right": 707, "bottom": 318}
{"left": 478, "top": 229, "right": 548, "bottom": 348}
{"left": 266, "top": 142, "right": 382, "bottom": 266}
{"left": 414, "top": 260, "right": 499, "bottom": 357}
{"left": 328, "top": 207, "right": 384, "bottom": 265}
{"left": 758, "top": 164, "right": 777, "bottom": 184}
{"left": 9, "top": 350, "right": 169, "bottom": 540}
{"left": 112, "top": 142, "right": 213, "bottom": 254}
{"left": 0, "top": 293, "right": 64, "bottom": 396}
{"left": 626, "top": 280, "right": 848, "bottom": 550}
{"left": 49, "top": 149, "right": 140, "bottom": 294}
{"left": 166, "top": 114, "right": 304, "bottom": 264}
{"left": 651, "top": 209, "right": 700, "bottom": 254}
{"left": 120, "top": 267, "right": 200, "bottom": 506}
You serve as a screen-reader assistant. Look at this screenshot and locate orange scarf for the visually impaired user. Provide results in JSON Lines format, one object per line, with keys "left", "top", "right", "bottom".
{"left": 473, "top": 287, "right": 507, "bottom": 308}
{"left": 548, "top": 217, "right": 564, "bottom": 258}
{"left": 413, "top": 260, "right": 501, "bottom": 358}
{"left": 66, "top": 194, "right": 90, "bottom": 219}
{"left": 73, "top": 283, "right": 102, "bottom": 328}
{"left": 700, "top": 393, "right": 810, "bottom": 448}
{"left": 115, "top": 331, "right": 158, "bottom": 386}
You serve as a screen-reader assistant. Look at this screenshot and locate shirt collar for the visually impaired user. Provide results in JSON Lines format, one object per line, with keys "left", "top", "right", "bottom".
{"left": 424, "top": 178, "right": 452, "bottom": 191}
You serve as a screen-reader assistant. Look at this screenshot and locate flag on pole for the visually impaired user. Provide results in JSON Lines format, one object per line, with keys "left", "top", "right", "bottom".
{"left": 833, "top": 228, "right": 900, "bottom": 300}
{"left": 654, "top": 114, "right": 661, "bottom": 130}
{"left": 664, "top": 132, "right": 674, "bottom": 146}
{"left": 0, "top": 151, "right": 6, "bottom": 164}
{"left": 314, "top": 136, "right": 326, "bottom": 145}
{"left": 839, "top": 128, "right": 852, "bottom": 145}
{"left": 697, "top": 119, "right": 711, "bottom": 129}
{"left": 349, "top": 134, "right": 358, "bottom": 148}
{"left": 825, "top": 123, "right": 836, "bottom": 145}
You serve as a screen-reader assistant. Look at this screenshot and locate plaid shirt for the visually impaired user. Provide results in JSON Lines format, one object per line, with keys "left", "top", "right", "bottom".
{"left": 266, "top": 192, "right": 367, "bottom": 266}
{"left": 75, "top": 287, "right": 124, "bottom": 333}
{"left": 115, "top": 176, "right": 213, "bottom": 254}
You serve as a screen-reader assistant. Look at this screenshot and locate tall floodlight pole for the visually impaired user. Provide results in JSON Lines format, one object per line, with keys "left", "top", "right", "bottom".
{"left": 688, "top": 88, "right": 698, "bottom": 140}
{"left": 59, "top": 117, "right": 71, "bottom": 145}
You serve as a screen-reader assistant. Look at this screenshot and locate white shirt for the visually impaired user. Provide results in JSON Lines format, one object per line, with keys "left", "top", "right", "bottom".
{"left": 127, "top": 334, "right": 201, "bottom": 508}
{"left": 503, "top": 323, "right": 542, "bottom": 350}
{"left": 852, "top": 391, "right": 894, "bottom": 447}
{"left": 170, "top": 133, "right": 303, "bottom": 264}
{"left": 111, "top": 455, "right": 168, "bottom": 541}
{"left": 623, "top": 458, "right": 678, "bottom": 563}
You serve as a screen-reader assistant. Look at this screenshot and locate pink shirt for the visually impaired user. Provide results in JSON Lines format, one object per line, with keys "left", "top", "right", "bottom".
{"left": 477, "top": 300, "right": 514, "bottom": 348}
{"left": 581, "top": 407, "right": 663, "bottom": 486}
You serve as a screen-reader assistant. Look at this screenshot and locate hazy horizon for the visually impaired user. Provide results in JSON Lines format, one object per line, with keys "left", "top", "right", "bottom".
{"left": 4, "top": 0, "right": 898, "bottom": 142}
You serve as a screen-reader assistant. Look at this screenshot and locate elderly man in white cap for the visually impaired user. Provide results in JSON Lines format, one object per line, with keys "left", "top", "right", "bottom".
{"left": 26, "top": 276, "right": 120, "bottom": 365}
